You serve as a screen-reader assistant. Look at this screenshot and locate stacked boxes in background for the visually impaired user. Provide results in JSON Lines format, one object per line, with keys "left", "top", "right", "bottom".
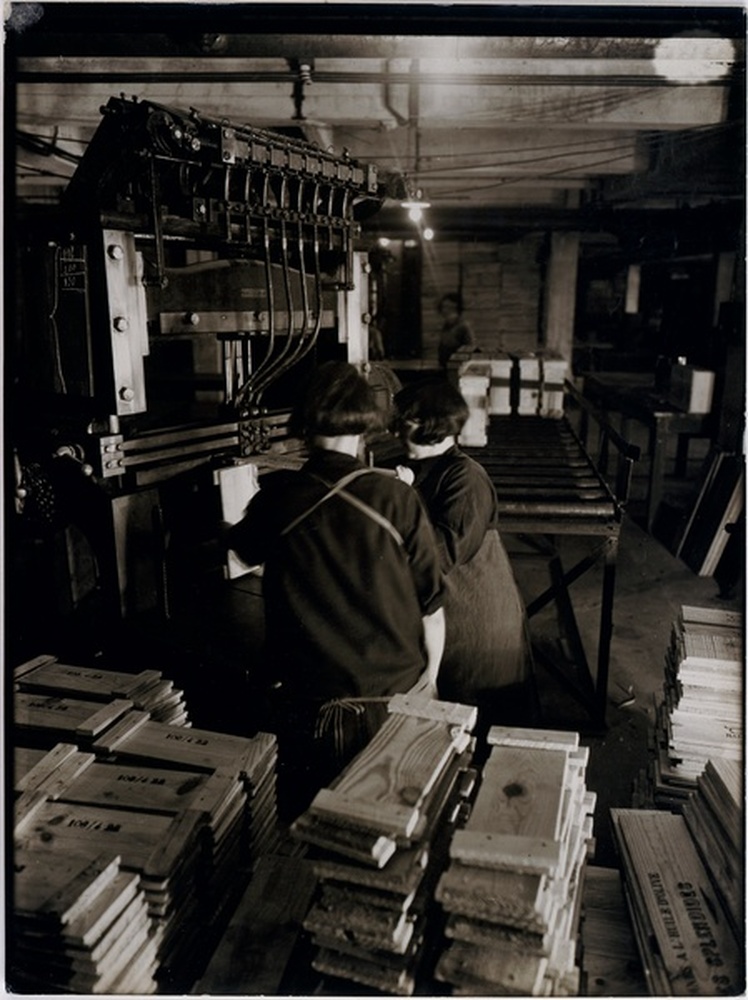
{"left": 667, "top": 363, "right": 715, "bottom": 414}
{"left": 516, "top": 354, "right": 567, "bottom": 417}
{"left": 450, "top": 351, "right": 569, "bottom": 447}
{"left": 456, "top": 361, "right": 491, "bottom": 447}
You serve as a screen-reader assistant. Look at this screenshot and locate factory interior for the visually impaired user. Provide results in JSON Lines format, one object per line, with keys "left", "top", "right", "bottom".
{"left": 6, "top": 3, "right": 746, "bottom": 996}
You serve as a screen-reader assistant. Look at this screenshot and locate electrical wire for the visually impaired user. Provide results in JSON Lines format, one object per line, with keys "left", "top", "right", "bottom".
{"left": 49, "top": 246, "right": 68, "bottom": 394}
{"left": 253, "top": 179, "right": 310, "bottom": 399}
{"left": 254, "top": 209, "right": 296, "bottom": 403}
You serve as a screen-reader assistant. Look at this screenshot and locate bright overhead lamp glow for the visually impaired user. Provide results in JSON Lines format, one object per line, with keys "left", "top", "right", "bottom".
{"left": 400, "top": 186, "right": 431, "bottom": 221}
{"left": 654, "top": 35, "right": 735, "bottom": 83}
{"left": 423, "top": 227, "right": 434, "bottom": 241}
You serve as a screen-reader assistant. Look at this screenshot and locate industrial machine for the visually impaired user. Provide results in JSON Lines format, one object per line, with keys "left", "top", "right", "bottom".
{"left": 12, "top": 96, "right": 384, "bottom": 642}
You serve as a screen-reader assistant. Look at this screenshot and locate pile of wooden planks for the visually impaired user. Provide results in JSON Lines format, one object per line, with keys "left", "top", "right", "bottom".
{"left": 682, "top": 758, "right": 744, "bottom": 941}
{"left": 11, "top": 848, "right": 161, "bottom": 994}
{"left": 91, "top": 715, "right": 279, "bottom": 864}
{"left": 291, "top": 695, "right": 479, "bottom": 996}
{"left": 611, "top": 808, "right": 744, "bottom": 996}
{"left": 642, "top": 605, "right": 743, "bottom": 809}
{"left": 14, "top": 786, "right": 201, "bottom": 992}
{"left": 434, "top": 726, "right": 595, "bottom": 996}
{"left": 15, "top": 653, "right": 190, "bottom": 727}
{"left": 12, "top": 718, "right": 279, "bottom": 992}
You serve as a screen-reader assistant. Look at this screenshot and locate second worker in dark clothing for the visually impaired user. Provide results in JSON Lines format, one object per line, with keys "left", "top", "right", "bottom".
{"left": 228, "top": 361, "right": 445, "bottom": 819}
{"left": 393, "top": 379, "right": 536, "bottom": 733}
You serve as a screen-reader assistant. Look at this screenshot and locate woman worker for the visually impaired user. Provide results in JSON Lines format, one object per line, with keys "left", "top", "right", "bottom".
{"left": 227, "top": 361, "right": 445, "bottom": 820}
{"left": 437, "top": 292, "right": 476, "bottom": 368}
{"left": 392, "top": 379, "right": 536, "bottom": 732}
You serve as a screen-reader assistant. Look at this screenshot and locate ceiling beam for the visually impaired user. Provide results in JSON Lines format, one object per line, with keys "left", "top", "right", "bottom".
{"left": 8, "top": 4, "right": 746, "bottom": 57}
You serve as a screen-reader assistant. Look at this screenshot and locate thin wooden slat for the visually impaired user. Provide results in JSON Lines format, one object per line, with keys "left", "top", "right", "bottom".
{"left": 14, "top": 654, "right": 59, "bottom": 680}
{"left": 15, "top": 743, "right": 81, "bottom": 793}
{"left": 387, "top": 693, "right": 477, "bottom": 731}
{"left": 312, "top": 840, "right": 429, "bottom": 897}
{"left": 14, "top": 790, "right": 51, "bottom": 835}
{"left": 487, "top": 726, "right": 580, "bottom": 751}
{"left": 305, "top": 899, "right": 415, "bottom": 956}
{"left": 17, "top": 662, "right": 161, "bottom": 700}
{"left": 19, "top": 751, "right": 97, "bottom": 801}
{"left": 62, "top": 871, "right": 142, "bottom": 948}
{"left": 14, "top": 693, "right": 133, "bottom": 739}
{"left": 313, "top": 944, "right": 417, "bottom": 996}
{"left": 450, "top": 830, "right": 561, "bottom": 874}
{"left": 304, "top": 894, "right": 413, "bottom": 953}
{"left": 436, "top": 864, "right": 551, "bottom": 932}
{"left": 290, "top": 811, "right": 396, "bottom": 868}
{"left": 92, "top": 710, "right": 152, "bottom": 752}
{"left": 435, "top": 939, "right": 549, "bottom": 996}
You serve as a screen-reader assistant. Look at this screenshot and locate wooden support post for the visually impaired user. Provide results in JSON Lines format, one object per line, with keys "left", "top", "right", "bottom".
{"left": 543, "top": 232, "right": 580, "bottom": 363}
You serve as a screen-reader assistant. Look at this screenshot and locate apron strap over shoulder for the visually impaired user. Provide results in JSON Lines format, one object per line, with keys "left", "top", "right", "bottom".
{"left": 280, "top": 467, "right": 404, "bottom": 547}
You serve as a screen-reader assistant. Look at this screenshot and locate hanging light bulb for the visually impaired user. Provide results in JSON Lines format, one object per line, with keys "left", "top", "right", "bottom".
{"left": 400, "top": 186, "right": 431, "bottom": 222}
{"left": 423, "top": 226, "right": 434, "bottom": 241}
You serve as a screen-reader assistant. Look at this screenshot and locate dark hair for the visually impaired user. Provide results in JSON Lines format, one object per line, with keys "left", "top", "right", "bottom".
{"left": 438, "top": 292, "right": 463, "bottom": 313}
{"left": 393, "top": 379, "right": 469, "bottom": 445}
{"left": 291, "top": 361, "right": 385, "bottom": 439}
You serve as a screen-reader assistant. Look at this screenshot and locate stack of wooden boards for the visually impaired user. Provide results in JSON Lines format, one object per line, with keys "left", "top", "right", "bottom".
{"left": 611, "top": 808, "right": 745, "bottom": 996}
{"left": 290, "top": 695, "right": 479, "bottom": 996}
{"left": 14, "top": 653, "right": 190, "bottom": 746}
{"left": 11, "top": 848, "right": 161, "bottom": 994}
{"left": 434, "top": 726, "right": 596, "bottom": 997}
{"left": 12, "top": 653, "right": 280, "bottom": 994}
{"left": 682, "top": 758, "right": 744, "bottom": 943}
{"left": 640, "top": 605, "right": 743, "bottom": 809}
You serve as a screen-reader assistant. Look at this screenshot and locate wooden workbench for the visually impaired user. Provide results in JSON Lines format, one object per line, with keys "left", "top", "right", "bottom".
{"left": 581, "top": 372, "right": 713, "bottom": 532}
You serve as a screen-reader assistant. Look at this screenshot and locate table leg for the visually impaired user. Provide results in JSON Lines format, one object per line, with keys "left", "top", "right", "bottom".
{"left": 647, "top": 417, "right": 667, "bottom": 533}
{"left": 674, "top": 432, "right": 690, "bottom": 478}
{"left": 594, "top": 533, "right": 618, "bottom": 729}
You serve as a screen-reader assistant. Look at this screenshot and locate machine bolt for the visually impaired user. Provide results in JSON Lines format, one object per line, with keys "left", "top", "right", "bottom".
{"left": 223, "top": 151, "right": 231, "bottom": 161}
{"left": 190, "top": 137, "right": 201, "bottom": 151}
{"left": 186, "top": 312, "right": 201, "bottom": 326}
{"left": 119, "top": 387, "right": 135, "bottom": 402}
{"left": 113, "top": 316, "right": 129, "bottom": 332}
{"left": 107, "top": 244, "right": 124, "bottom": 260}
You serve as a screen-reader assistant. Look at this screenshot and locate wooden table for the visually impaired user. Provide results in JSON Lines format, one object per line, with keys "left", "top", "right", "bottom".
{"left": 581, "top": 372, "right": 713, "bottom": 532}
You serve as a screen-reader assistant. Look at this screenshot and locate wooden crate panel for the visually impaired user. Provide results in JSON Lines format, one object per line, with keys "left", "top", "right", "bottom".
{"left": 612, "top": 808, "right": 744, "bottom": 996}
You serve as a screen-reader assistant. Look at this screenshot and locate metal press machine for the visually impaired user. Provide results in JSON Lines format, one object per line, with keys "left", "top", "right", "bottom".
{"left": 12, "top": 96, "right": 384, "bottom": 633}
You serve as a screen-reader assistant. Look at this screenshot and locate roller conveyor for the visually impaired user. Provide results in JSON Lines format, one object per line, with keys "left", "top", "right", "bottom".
{"left": 464, "top": 405, "right": 639, "bottom": 731}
